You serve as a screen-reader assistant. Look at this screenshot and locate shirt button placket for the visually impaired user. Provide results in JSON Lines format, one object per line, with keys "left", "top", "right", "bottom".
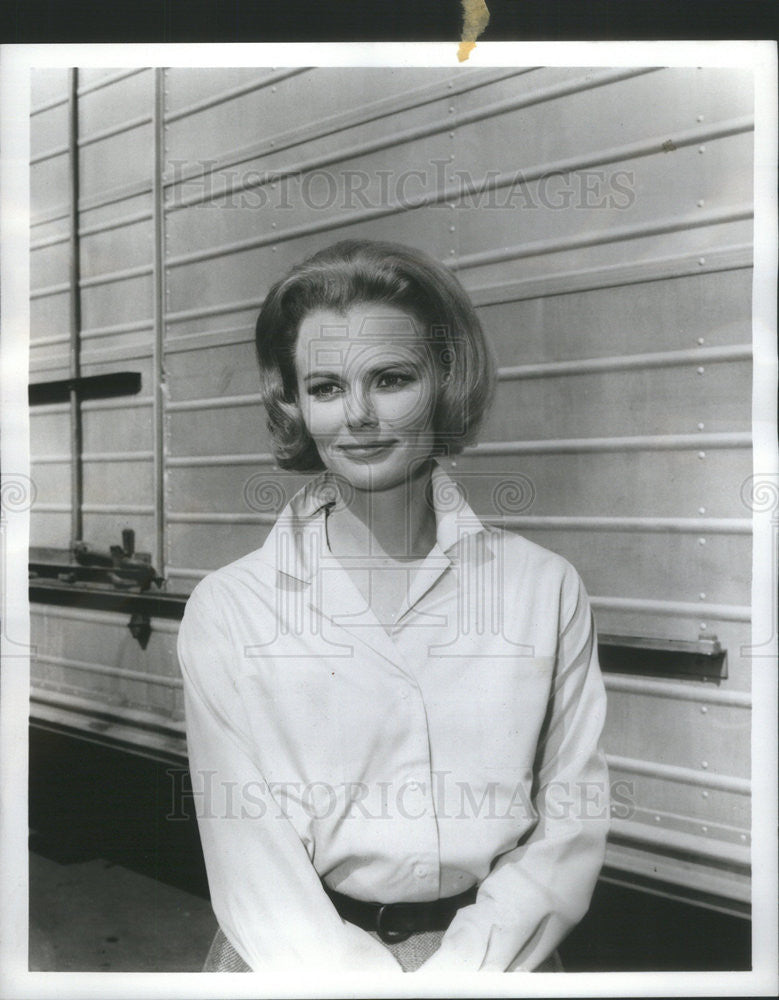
{"left": 401, "top": 681, "right": 439, "bottom": 895}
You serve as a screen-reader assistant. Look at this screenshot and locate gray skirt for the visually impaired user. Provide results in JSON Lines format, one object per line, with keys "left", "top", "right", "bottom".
{"left": 202, "top": 926, "right": 563, "bottom": 973}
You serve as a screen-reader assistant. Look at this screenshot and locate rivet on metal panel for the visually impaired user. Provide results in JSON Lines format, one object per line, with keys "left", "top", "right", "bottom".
{"left": 699, "top": 623, "right": 708, "bottom": 631}
{"left": 653, "top": 815, "right": 661, "bottom": 823}
{"left": 697, "top": 366, "right": 705, "bottom": 375}
{"left": 450, "top": 154, "right": 455, "bottom": 161}
{"left": 701, "top": 761, "right": 708, "bottom": 768}
{"left": 698, "top": 451, "right": 706, "bottom": 459}
{"left": 698, "top": 146, "right": 706, "bottom": 154}
{"left": 270, "top": 141, "right": 275, "bottom": 147}
{"left": 451, "top": 461, "right": 457, "bottom": 467}
{"left": 271, "top": 86, "right": 277, "bottom": 93}
{"left": 698, "top": 537, "right": 706, "bottom": 546}
{"left": 697, "top": 422, "right": 705, "bottom": 431}
{"left": 699, "top": 591, "right": 706, "bottom": 599}
{"left": 700, "top": 706, "right": 708, "bottom": 714}
{"left": 449, "top": 132, "right": 455, "bottom": 138}
{"left": 697, "top": 199, "right": 705, "bottom": 207}
{"left": 450, "top": 249, "right": 456, "bottom": 255}
{"left": 697, "top": 114, "right": 704, "bottom": 122}
{"left": 701, "top": 825, "right": 708, "bottom": 833}
{"left": 740, "top": 834, "right": 747, "bottom": 841}
{"left": 449, "top": 225, "right": 456, "bottom": 232}
{"left": 697, "top": 337, "right": 705, "bottom": 344}
{"left": 448, "top": 82, "right": 454, "bottom": 88}
{"left": 698, "top": 257, "right": 706, "bottom": 265}
{"left": 702, "top": 790, "right": 709, "bottom": 798}
{"left": 271, "top": 246, "right": 277, "bottom": 253}
{"left": 271, "top": 222, "right": 277, "bottom": 229}
{"left": 448, "top": 106, "right": 455, "bottom": 113}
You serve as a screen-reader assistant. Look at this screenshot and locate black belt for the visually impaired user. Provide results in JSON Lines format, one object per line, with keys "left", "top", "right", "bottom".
{"left": 324, "top": 883, "right": 477, "bottom": 943}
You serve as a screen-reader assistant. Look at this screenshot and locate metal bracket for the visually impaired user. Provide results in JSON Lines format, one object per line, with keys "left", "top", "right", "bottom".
{"left": 598, "top": 633, "right": 727, "bottom": 681}
{"left": 127, "top": 613, "right": 152, "bottom": 650}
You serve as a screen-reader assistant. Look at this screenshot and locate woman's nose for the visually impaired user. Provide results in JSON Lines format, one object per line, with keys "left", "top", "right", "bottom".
{"left": 344, "top": 386, "right": 378, "bottom": 428}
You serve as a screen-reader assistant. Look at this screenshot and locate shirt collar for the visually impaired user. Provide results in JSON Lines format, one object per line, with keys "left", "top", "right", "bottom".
{"left": 263, "top": 461, "right": 486, "bottom": 583}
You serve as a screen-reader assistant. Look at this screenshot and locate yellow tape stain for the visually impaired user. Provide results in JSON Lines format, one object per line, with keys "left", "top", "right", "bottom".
{"left": 458, "top": 0, "right": 490, "bottom": 62}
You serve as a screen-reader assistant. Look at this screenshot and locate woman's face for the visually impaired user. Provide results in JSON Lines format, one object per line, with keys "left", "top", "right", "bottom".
{"left": 294, "top": 302, "right": 438, "bottom": 492}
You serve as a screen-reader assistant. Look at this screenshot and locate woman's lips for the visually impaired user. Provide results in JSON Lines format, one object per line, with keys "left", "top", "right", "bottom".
{"left": 335, "top": 440, "right": 396, "bottom": 457}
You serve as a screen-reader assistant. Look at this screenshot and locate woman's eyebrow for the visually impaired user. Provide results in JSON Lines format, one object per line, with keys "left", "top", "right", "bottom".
{"left": 304, "top": 359, "right": 419, "bottom": 380}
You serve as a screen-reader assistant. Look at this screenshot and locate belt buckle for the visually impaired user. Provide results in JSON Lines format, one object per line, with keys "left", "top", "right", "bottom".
{"left": 376, "top": 903, "right": 414, "bottom": 944}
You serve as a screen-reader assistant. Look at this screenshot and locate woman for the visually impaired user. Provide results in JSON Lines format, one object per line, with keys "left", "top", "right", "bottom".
{"left": 178, "top": 239, "right": 609, "bottom": 973}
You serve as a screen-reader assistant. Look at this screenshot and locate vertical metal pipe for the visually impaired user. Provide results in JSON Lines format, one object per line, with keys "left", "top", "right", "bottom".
{"left": 151, "top": 68, "right": 167, "bottom": 578}
{"left": 67, "top": 67, "right": 83, "bottom": 543}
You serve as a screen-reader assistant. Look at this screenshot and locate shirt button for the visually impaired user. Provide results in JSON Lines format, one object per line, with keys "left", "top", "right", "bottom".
{"left": 414, "top": 864, "right": 429, "bottom": 879}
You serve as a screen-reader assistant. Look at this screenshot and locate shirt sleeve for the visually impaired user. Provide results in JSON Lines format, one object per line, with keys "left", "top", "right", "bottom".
{"left": 418, "top": 563, "right": 610, "bottom": 973}
{"left": 177, "top": 581, "right": 401, "bottom": 972}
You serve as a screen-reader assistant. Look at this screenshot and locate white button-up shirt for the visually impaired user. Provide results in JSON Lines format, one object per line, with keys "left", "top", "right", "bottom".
{"left": 178, "top": 463, "right": 609, "bottom": 972}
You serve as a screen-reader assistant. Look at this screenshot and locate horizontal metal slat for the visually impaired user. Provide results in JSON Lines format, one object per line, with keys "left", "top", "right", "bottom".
{"left": 33, "top": 652, "right": 183, "bottom": 689}
{"left": 591, "top": 596, "right": 751, "bottom": 623}
{"left": 164, "top": 68, "right": 310, "bottom": 124}
{"left": 164, "top": 114, "right": 752, "bottom": 269}
{"left": 32, "top": 452, "right": 154, "bottom": 465}
{"left": 160, "top": 244, "right": 752, "bottom": 328}
{"left": 499, "top": 516, "right": 751, "bottom": 534}
{"left": 609, "top": 818, "right": 751, "bottom": 868}
{"left": 467, "top": 431, "right": 751, "bottom": 456}
{"left": 165, "top": 67, "right": 653, "bottom": 211}
{"left": 453, "top": 205, "right": 753, "bottom": 273}
{"left": 606, "top": 754, "right": 750, "bottom": 796}
{"left": 604, "top": 675, "right": 751, "bottom": 709}
{"left": 34, "top": 503, "right": 155, "bottom": 515}
{"left": 166, "top": 511, "right": 276, "bottom": 525}
{"left": 165, "top": 453, "right": 275, "bottom": 468}
{"left": 163, "top": 68, "right": 531, "bottom": 191}
{"left": 497, "top": 344, "right": 752, "bottom": 380}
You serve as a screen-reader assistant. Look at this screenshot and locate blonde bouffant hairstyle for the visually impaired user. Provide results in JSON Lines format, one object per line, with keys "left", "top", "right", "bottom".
{"left": 255, "top": 239, "right": 496, "bottom": 470}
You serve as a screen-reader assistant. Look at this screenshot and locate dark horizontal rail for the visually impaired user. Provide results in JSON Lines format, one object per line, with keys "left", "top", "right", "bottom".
{"left": 29, "top": 580, "right": 188, "bottom": 619}
{"left": 29, "top": 371, "right": 141, "bottom": 406}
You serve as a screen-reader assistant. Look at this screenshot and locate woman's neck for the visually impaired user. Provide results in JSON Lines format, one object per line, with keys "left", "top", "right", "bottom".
{"left": 326, "top": 461, "right": 437, "bottom": 562}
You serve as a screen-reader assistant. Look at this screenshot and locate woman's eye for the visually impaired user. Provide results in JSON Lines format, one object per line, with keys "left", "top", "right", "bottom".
{"left": 308, "top": 382, "right": 342, "bottom": 400}
{"left": 376, "top": 371, "right": 414, "bottom": 390}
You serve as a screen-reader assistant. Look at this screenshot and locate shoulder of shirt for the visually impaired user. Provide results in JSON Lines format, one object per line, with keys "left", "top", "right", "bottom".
{"left": 185, "top": 543, "right": 279, "bottom": 608}
{"left": 481, "top": 522, "right": 584, "bottom": 587}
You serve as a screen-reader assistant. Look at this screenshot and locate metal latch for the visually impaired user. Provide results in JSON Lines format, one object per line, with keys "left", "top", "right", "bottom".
{"left": 72, "top": 529, "right": 163, "bottom": 591}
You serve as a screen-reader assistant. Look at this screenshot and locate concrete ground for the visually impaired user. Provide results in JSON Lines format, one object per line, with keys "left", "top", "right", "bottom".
{"left": 29, "top": 848, "right": 216, "bottom": 972}
{"left": 28, "top": 728, "right": 218, "bottom": 973}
